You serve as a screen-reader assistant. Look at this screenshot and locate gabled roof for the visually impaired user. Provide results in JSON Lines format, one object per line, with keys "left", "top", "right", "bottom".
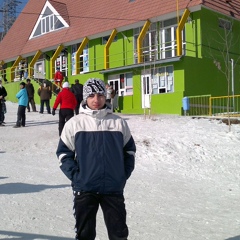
{"left": 0, "top": 0, "right": 239, "bottom": 62}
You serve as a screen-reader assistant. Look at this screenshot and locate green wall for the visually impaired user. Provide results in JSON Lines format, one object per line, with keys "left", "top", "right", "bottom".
{"left": 3, "top": 8, "right": 240, "bottom": 115}
{"left": 3, "top": 80, "right": 56, "bottom": 108}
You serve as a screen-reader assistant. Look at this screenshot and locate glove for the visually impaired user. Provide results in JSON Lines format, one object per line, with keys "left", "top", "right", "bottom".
{"left": 52, "top": 109, "right": 56, "bottom": 116}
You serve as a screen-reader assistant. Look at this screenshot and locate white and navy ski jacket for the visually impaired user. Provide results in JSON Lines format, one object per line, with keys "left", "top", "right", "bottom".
{"left": 56, "top": 103, "right": 136, "bottom": 194}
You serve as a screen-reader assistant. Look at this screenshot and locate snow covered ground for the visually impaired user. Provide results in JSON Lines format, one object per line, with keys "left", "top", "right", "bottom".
{"left": 1, "top": 101, "right": 240, "bottom": 240}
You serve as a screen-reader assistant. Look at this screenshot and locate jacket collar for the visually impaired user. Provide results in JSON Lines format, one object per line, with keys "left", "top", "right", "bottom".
{"left": 80, "top": 102, "right": 112, "bottom": 119}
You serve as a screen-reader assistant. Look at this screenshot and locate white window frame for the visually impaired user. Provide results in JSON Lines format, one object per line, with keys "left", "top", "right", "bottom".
{"left": 80, "top": 45, "right": 89, "bottom": 73}
{"left": 152, "top": 65, "right": 174, "bottom": 94}
{"left": 108, "top": 72, "right": 133, "bottom": 96}
{"left": 29, "top": 2, "right": 69, "bottom": 39}
{"left": 71, "top": 44, "right": 89, "bottom": 75}
{"left": 133, "top": 18, "right": 186, "bottom": 62}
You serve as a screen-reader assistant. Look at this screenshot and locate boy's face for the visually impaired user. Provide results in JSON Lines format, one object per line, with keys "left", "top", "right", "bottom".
{"left": 87, "top": 93, "right": 106, "bottom": 110}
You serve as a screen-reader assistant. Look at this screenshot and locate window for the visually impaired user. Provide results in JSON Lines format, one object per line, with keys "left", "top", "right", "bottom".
{"left": 102, "top": 35, "right": 118, "bottom": 44}
{"left": 133, "top": 17, "right": 185, "bottom": 62}
{"left": 134, "top": 23, "right": 158, "bottom": 63}
{"left": 218, "top": 18, "right": 232, "bottom": 31}
{"left": 71, "top": 44, "right": 89, "bottom": 75}
{"left": 108, "top": 72, "right": 133, "bottom": 96}
{"left": 30, "top": 3, "right": 69, "bottom": 39}
{"left": 152, "top": 66, "right": 174, "bottom": 94}
{"left": 80, "top": 46, "right": 89, "bottom": 73}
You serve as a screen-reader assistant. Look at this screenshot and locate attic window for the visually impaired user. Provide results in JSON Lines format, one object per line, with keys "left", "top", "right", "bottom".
{"left": 102, "top": 35, "right": 118, "bottom": 44}
{"left": 218, "top": 18, "right": 232, "bottom": 30}
{"left": 30, "top": 2, "right": 69, "bottom": 39}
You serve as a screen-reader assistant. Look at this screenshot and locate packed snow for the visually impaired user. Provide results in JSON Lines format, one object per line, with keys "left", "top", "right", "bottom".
{"left": 1, "top": 101, "right": 240, "bottom": 240}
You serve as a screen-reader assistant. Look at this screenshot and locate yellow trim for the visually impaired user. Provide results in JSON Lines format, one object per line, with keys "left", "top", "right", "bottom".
{"left": 50, "top": 44, "right": 64, "bottom": 79}
{"left": 29, "top": 50, "right": 42, "bottom": 78}
{"left": 176, "top": 8, "right": 190, "bottom": 56}
{"left": 11, "top": 56, "right": 22, "bottom": 81}
{"left": 104, "top": 29, "right": 118, "bottom": 69}
{"left": 76, "top": 37, "right": 89, "bottom": 74}
{"left": 137, "top": 20, "right": 151, "bottom": 63}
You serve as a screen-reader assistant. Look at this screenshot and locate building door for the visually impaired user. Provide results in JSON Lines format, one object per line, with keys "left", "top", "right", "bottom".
{"left": 108, "top": 79, "right": 119, "bottom": 95}
{"left": 34, "top": 60, "right": 45, "bottom": 80}
{"left": 55, "top": 55, "right": 67, "bottom": 77}
{"left": 141, "top": 71, "right": 151, "bottom": 108}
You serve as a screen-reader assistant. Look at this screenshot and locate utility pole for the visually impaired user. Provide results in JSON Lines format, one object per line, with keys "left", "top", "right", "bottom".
{"left": 0, "top": 0, "right": 22, "bottom": 39}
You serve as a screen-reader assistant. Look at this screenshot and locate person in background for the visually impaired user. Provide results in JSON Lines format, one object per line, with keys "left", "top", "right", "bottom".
{"left": 54, "top": 67, "right": 64, "bottom": 89}
{"left": 105, "top": 83, "right": 113, "bottom": 104}
{"left": 13, "top": 82, "right": 28, "bottom": 128}
{"left": 105, "top": 83, "right": 116, "bottom": 110}
{"left": 70, "top": 79, "right": 83, "bottom": 115}
{"left": 56, "top": 78, "right": 136, "bottom": 240}
{"left": 38, "top": 80, "right": 52, "bottom": 114}
{"left": 19, "top": 60, "right": 25, "bottom": 81}
{"left": 26, "top": 78, "right": 37, "bottom": 112}
{"left": 0, "top": 64, "right": 8, "bottom": 83}
{"left": 52, "top": 82, "right": 77, "bottom": 136}
{"left": 0, "top": 79, "right": 7, "bottom": 126}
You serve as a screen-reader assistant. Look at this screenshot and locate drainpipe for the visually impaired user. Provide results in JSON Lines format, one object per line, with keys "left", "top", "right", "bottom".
{"left": 176, "top": 8, "right": 190, "bottom": 56}
{"left": 50, "top": 44, "right": 64, "bottom": 79}
{"left": 76, "top": 37, "right": 89, "bottom": 74}
{"left": 231, "top": 58, "right": 235, "bottom": 111}
{"left": 137, "top": 20, "right": 151, "bottom": 63}
{"left": 29, "top": 50, "right": 42, "bottom": 78}
{"left": 104, "top": 29, "right": 118, "bottom": 69}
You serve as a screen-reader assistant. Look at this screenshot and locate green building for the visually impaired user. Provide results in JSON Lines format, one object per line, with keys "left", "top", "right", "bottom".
{"left": 0, "top": 0, "right": 239, "bottom": 115}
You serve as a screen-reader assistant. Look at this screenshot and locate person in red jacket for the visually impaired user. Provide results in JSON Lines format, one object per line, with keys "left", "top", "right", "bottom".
{"left": 52, "top": 82, "right": 77, "bottom": 136}
{"left": 54, "top": 67, "right": 64, "bottom": 88}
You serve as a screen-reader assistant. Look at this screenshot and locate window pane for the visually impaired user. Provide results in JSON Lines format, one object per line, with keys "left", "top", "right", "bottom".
{"left": 126, "top": 73, "right": 133, "bottom": 86}
{"left": 46, "top": 16, "right": 50, "bottom": 32}
{"left": 165, "top": 28, "right": 172, "bottom": 47}
{"left": 42, "top": 19, "right": 46, "bottom": 33}
{"left": 55, "top": 18, "right": 64, "bottom": 29}
{"left": 120, "top": 74, "right": 125, "bottom": 88}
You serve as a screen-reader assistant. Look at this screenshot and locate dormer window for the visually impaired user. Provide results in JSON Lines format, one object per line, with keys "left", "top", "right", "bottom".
{"left": 29, "top": 1, "right": 69, "bottom": 39}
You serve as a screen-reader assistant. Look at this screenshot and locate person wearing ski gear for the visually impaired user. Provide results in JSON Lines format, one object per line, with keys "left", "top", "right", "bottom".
{"left": 52, "top": 82, "right": 77, "bottom": 136}
{"left": 14, "top": 82, "right": 28, "bottom": 128}
{"left": 38, "top": 81, "right": 52, "bottom": 114}
{"left": 56, "top": 78, "right": 136, "bottom": 240}
{"left": 0, "top": 79, "right": 7, "bottom": 126}
{"left": 54, "top": 67, "right": 64, "bottom": 88}
{"left": 70, "top": 79, "right": 83, "bottom": 115}
{"left": 26, "top": 78, "right": 37, "bottom": 112}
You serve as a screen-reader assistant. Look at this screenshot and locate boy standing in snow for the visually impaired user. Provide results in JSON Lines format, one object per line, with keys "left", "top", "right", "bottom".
{"left": 56, "top": 78, "right": 136, "bottom": 240}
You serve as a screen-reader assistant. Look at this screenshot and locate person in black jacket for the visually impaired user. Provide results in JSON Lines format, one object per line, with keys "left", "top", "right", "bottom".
{"left": 26, "top": 79, "right": 37, "bottom": 112}
{"left": 0, "top": 79, "right": 7, "bottom": 126}
{"left": 56, "top": 78, "right": 136, "bottom": 240}
{"left": 70, "top": 79, "right": 83, "bottom": 115}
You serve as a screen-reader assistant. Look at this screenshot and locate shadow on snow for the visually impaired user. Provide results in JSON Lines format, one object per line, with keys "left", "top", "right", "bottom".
{"left": 0, "top": 182, "right": 69, "bottom": 194}
{"left": 0, "top": 230, "right": 73, "bottom": 240}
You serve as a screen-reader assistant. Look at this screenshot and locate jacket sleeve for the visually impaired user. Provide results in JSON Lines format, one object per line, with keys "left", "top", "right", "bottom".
{"left": 3, "top": 87, "right": 7, "bottom": 98}
{"left": 122, "top": 120, "right": 136, "bottom": 179}
{"left": 53, "top": 93, "right": 61, "bottom": 109}
{"left": 56, "top": 138, "right": 78, "bottom": 181}
{"left": 16, "top": 90, "right": 22, "bottom": 99}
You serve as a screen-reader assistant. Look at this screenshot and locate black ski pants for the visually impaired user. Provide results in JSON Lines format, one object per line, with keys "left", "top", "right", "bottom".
{"left": 16, "top": 105, "right": 26, "bottom": 127}
{"left": 73, "top": 192, "right": 128, "bottom": 240}
{"left": 58, "top": 108, "right": 74, "bottom": 136}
